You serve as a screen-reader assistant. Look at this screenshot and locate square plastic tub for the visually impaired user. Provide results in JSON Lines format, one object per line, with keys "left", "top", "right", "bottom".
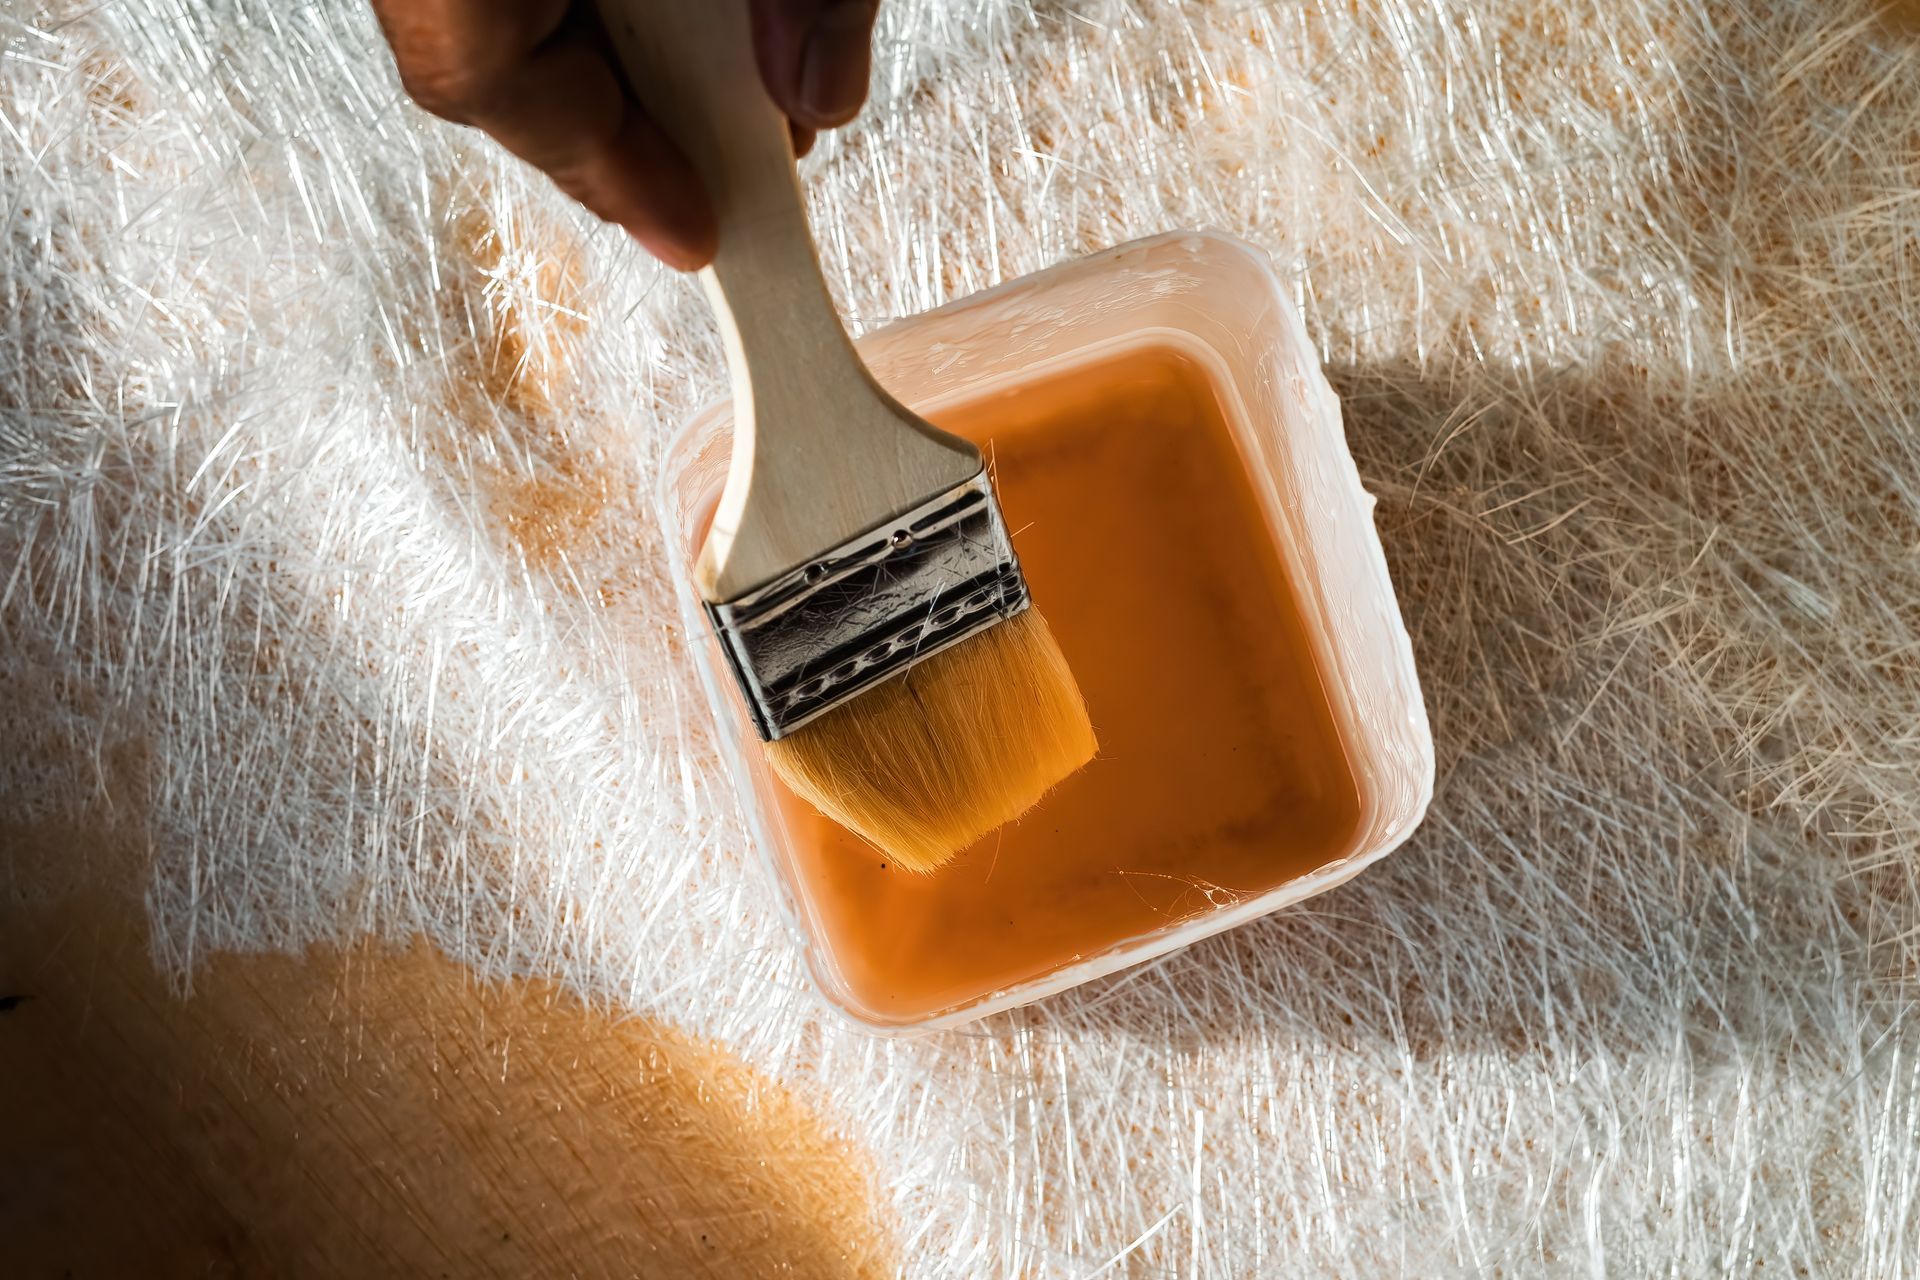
{"left": 658, "top": 231, "right": 1433, "bottom": 1033}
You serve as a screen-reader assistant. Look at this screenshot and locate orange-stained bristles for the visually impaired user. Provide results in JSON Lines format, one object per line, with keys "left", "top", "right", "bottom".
{"left": 763, "top": 608, "right": 1097, "bottom": 873}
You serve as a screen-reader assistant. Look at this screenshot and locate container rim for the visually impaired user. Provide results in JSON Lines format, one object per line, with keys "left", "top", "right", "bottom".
{"left": 652, "top": 228, "right": 1434, "bottom": 1036}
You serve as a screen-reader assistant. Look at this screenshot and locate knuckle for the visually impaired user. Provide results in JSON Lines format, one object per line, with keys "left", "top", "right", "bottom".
{"left": 398, "top": 58, "right": 495, "bottom": 121}
{"left": 391, "top": 18, "right": 525, "bottom": 123}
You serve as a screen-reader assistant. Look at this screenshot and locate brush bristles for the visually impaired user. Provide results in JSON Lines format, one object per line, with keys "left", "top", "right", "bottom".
{"left": 763, "top": 608, "right": 1097, "bottom": 873}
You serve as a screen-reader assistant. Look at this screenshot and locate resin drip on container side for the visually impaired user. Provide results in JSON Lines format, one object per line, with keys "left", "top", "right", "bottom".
{"left": 764, "top": 345, "right": 1363, "bottom": 1022}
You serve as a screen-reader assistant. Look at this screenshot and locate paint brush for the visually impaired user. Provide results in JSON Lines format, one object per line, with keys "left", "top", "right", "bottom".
{"left": 598, "top": 0, "right": 1097, "bottom": 871}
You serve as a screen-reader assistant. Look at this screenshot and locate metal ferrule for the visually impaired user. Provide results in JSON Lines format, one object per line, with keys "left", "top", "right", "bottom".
{"left": 705, "top": 470, "right": 1031, "bottom": 741}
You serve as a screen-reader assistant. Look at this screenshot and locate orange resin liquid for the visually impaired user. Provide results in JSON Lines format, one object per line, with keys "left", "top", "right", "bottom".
{"left": 765, "top": 345, "right": 1362, "bottom": 1023}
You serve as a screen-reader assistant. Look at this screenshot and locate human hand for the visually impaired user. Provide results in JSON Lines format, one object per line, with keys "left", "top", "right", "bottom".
{"left": 371, "top": 0, "right": 881, "bottom": 270}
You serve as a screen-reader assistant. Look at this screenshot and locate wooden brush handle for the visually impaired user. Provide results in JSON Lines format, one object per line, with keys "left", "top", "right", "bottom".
{"left": 595, "top": 0, "right": 982, "bottom": 602}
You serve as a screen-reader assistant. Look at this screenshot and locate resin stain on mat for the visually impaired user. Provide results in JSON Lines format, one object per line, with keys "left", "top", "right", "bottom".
{"left": 438, "top": 201, "right": 618, "bottom": 571}
{"left": 0, "top": 819, "right": 894, "bottom": 1279}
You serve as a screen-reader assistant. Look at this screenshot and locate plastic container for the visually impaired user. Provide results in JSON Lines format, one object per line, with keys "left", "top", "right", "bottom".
{"left": 659, "top": 231, "right": 1434, "bottom": 1032}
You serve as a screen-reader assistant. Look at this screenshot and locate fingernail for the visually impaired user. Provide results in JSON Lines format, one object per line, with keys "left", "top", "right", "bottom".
{"left": 798, "top": 1, "right": 876, "bottom": 127}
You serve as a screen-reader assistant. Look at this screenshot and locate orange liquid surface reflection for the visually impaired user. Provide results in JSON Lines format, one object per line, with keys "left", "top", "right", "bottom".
{"left": 767, "top": 346, "right": 1362, "bottom": 1022}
